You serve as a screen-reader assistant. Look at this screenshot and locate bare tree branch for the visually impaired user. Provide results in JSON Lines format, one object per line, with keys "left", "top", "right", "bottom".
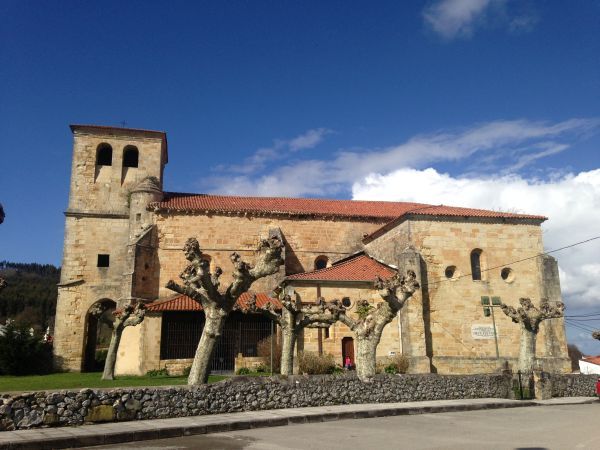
{"left": 166, "top": 235, "right": 284, "bottom": 384}
{"left": 500, "top": 297, "right": 565, "bottom": 373}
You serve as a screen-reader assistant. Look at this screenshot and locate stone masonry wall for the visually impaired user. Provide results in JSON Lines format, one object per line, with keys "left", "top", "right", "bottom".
{"left": 0, "top": 374, "right": 511, "bottom": 431}
{"left": 154, "top": 213, "right": 386, "bottom": 297}
{"left": 549, "top": 374, "right": 598, "bottom": 397}
{"left": 367, "top": 216, "right": 570, "bottom": 374}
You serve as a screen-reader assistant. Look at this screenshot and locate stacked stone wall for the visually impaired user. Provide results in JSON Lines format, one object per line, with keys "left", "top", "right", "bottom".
{"left": 549, "top": 374, "right": 597, "bottom": 397}
{"left": 0, "top": 373, "right": 511, "bottom": 430}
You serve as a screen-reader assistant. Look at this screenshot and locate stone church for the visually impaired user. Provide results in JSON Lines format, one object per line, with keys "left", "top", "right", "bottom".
{"left": 53, "top": 125, "right": 571, "bottom": 376}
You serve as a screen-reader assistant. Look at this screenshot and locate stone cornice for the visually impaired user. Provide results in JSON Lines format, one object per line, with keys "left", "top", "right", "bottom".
{"left": 64, "top": 209, "right": 129, "bottom": 219}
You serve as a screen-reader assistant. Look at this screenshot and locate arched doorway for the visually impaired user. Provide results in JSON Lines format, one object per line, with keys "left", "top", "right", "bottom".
{"left": 341, "top": 336, "right": 355, "bottom": 369}
{"left": 83, "top": 299, "right": 116, "bottom": 372}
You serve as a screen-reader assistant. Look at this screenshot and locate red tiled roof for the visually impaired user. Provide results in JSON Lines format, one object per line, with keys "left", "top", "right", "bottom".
{"left": 285, "top": 254, "right": 396, "bottom": 282}
{"left": 150, "top": 193, "right": 423, "bottom": 220}
{"left": 146, "top": 292, "right": 281, "bottom": 312}
{"left": 363, "top": 204, "right": 546, "bottom": 243}
{"left": 582, "top": 356, "right": 600, "bottom": 366}
{"left": 149, "top": 193, "right": 547, "bottom": 223}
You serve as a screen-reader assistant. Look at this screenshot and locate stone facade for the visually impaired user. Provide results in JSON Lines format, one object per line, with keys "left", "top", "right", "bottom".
{"left": 53, "top": 125, "right": 570, "bottom": 376}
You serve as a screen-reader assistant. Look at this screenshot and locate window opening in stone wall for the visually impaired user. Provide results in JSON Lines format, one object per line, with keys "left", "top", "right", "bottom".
{"left": 123, "top": 145, "right": 139, "bottom": 168}
{"left": 445, "top": 265, "right": 456, "bottom": 279}
{"left": 501, "top": 267, "right": 514, "bottom": 282}
{"left": 314, "top": 255, "right": 328, "bottom": 270}
{"left": 135, "top": 213, "right": 141, "bottom": 222}
{"left": 342, "top": 297, "right": 352, "bottom": 308}
{"left": 470, "top": 249, "right": 482, "bottom": 281}
{"left": 96, "top": 144, "right": 113, "bottom": 166}
{"left": 324, "top": 327, "right": 330, "bottom": 339}
{"left": 97, "top": 254, "right": 110, "bottom": 268}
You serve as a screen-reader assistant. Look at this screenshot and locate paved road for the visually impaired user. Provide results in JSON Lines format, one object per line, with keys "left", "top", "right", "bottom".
{"left": 85, "top": 403, "right": 599, "bottom": 450}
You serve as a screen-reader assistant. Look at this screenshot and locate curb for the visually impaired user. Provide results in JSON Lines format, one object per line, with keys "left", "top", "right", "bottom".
{"left": 0, "top": 398, "right": 595, "bottom": 450}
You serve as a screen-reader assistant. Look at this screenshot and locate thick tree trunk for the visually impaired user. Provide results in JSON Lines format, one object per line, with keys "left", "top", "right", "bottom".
{"left": 102, "top": 327, "right": 123, "bottom": 381}
{"left": 280, "top": 326, "right": 296, "bottom": 376}
{"left": 188, "top": 310, "right": 227, "bottom": 385}
{"left": 356, "top": 335, "right": 380, "bottom": 382}
{"left": 518, "top": 327, "right": 537, "bottom": 373}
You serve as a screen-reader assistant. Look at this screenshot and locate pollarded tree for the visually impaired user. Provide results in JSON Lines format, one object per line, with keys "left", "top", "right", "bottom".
{"left": 102, "top": 300, "right": 146, "bottom": 380}
{"left": 245, "top": 289, "right": 344, "bottom": 375}
{"left": 500, "top": 297, "right": 564, "bottom": 373}
{"left": 592, "top": 331, "right": 600, "bottom": 341}
{"left": 337, "top": 270, "right": 419, "bottom": 382}
{"left": 166, "top": 236, "right": 284, "bottom": 385}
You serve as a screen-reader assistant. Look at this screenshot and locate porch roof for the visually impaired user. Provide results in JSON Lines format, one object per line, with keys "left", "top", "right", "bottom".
{"left": 146, "top": 292, "right": 281, "bottom": 312}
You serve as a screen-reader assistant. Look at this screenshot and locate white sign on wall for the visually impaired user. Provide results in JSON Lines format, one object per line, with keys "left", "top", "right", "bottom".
{"left": 471, "top": 324, "right": 498, "bottom": 340}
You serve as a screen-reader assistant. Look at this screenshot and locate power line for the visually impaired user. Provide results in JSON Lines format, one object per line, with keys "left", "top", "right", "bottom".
{"left": 563, "top": 318, "right": 600, "bottom": 322}
{"left": 564, "top": 312, "right": 600, "bottom": 318}
{"left": 427, "top": 235, "right": 600, "bottom": 287}
{"left": 565, "top": 320, "right": 597, "bottom": 334}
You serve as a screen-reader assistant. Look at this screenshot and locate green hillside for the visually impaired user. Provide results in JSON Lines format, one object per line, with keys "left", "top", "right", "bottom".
{"left": 0, "top": 261, "right": 60, "bottom": 331}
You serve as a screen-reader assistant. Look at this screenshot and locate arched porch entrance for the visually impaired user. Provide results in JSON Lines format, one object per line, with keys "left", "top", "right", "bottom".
{"left": 83, "top": 299, "right": 116, "bottom": 372}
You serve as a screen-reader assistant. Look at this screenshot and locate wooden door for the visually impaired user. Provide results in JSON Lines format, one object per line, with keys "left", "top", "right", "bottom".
{"left": 342, "top": 337, "right": 354, "bottom": 367}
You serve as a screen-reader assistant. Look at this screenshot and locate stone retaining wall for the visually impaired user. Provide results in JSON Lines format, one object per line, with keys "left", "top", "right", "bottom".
{"left": 0, "top": 373, "right": 592, "bottom": 431}
{"left": 549, "top": 374, "right": 597, "bottom": 397}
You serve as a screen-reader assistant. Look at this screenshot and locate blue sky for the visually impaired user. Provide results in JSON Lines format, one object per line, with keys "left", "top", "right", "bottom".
{"left": 1, "top": 1, "right": 599, "bottom": 352}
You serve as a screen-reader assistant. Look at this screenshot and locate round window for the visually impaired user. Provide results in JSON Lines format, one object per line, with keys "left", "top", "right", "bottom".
{"left": 444, "top": 266, "right": 460, "bottom": 280}
{"left": 501, "top": 267, "right": 515, "bottom": 282}
{"left": 341, "top": 297, "right": 352, "bottom": 308}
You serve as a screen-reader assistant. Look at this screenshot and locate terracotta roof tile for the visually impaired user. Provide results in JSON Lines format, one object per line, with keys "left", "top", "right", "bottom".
{"left": 285, "top": 254, "right": 396, "bottom": 282}
{"left": 582, "top": 356, "right": 600, "bottom": 366}
{"left": 146, "top": 292, "right": 280, "bottom": 312}
{"left": 150, "top": 193, "right": 546, "bottom": 222}
{"left": 363, "top": 204, "right": 546, "bottom": 243}
{"left": 151, "top": 193, "right": 426, "bottom": 220}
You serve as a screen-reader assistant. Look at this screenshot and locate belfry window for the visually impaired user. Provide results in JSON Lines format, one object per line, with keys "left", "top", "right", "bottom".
{"left": 123, "top": 145, "right": 139, "bottom": 168}
{"left": 96, "top": 144, "right": 113, "bottom": 166}
{"left": 470, "top": 249, "right": 482, "bottom": 281}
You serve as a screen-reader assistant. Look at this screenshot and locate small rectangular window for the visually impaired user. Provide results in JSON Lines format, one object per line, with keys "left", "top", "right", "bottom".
{"left": 135, "top": 213, "right": 141, "bottom": 222}
{"left": 97, "top": 254, "right": 110, "bottom": 267}
{"left": 324, "top": 327, "right": 330, "bottom": 339}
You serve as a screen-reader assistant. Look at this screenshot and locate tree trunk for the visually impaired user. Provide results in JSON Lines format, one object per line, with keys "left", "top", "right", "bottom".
{"left": 188, "top": 309, "right": 227, "bottom": 385}
{"left": 518, "top": 327, "right": 537, "bottom": 374}
{"left": 356, "top": 335, "right": 380, "bottom": 382}
{"left": 102, "top": 327, "right": 123, "bottom": 381}
{"left": 280, "top": 326, "right": 296, "bottom": 376}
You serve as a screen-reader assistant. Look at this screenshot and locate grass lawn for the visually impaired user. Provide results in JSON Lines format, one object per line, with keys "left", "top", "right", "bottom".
{"left": 0, "top": 372, "right": 227, "bottom": 393}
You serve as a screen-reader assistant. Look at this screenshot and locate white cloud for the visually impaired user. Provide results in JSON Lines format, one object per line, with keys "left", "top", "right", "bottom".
{"left": 217, "top": 128, "right": 332, "bottom": 175}
{"left": 205, "top": 118, "right": 600, "bottom": 197}
{"left": 424, "top": 0, "right": 498, "bottom": 39}
{"left": 423, "top": 0, "right": 537, "bottom": 40}
{"left": 353, "top": 168, "right": 600, "bottom": 354}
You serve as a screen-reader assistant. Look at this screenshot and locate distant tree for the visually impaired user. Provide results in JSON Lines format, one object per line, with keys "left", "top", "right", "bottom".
{"left": 592, "top": 331, "right": 600, "bottom": 341}
{"left": 0, "top": 261, "right": 59, "bottom": 330}
{"left": 567, "top": 343, "right": 584, "bottom": 372}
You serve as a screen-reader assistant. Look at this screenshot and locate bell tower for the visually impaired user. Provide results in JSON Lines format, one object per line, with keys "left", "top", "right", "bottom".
{"left": 54, "top": 125, "right": 168, "bottom": 371}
